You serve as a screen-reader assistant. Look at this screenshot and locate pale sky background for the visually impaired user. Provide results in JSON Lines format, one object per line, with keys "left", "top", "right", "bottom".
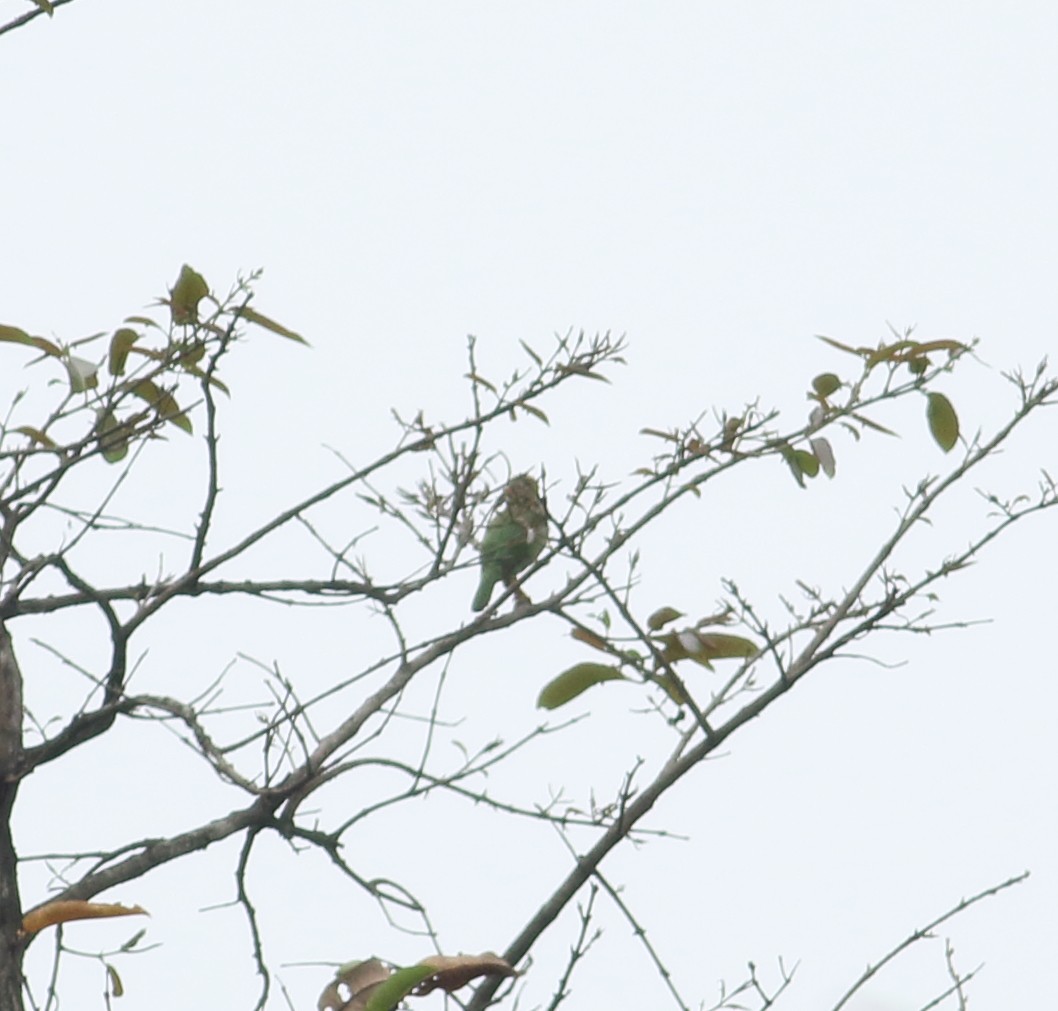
{"left": 2, "top": 3, "right": 1057, "bottom": 1011}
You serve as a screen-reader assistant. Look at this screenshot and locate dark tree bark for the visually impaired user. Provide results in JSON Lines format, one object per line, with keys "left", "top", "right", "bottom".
{"left": 0, "top": 625, "right": 24, "bottom": 1011}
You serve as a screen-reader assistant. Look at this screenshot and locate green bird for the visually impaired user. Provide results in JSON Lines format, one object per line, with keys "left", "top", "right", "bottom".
{"left": 471, "top": 474, "right": 548, "bottom": 611}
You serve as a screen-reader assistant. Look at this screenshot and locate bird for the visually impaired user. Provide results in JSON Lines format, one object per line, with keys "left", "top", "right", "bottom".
{"left": 471, "top": 474, "right": 548, "bottom": 611}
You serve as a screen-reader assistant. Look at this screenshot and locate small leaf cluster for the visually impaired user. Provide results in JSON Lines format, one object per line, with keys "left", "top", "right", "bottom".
{"left": 0, "top": 264, "right": 305, "bottom": 468}
{"left": 538, "top": 605, "right": 758, "bottom": 710}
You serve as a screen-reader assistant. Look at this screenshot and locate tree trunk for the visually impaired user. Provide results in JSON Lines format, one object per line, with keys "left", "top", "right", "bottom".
{"left": 0, "top": 625, "right": 25, "bottom": 1011}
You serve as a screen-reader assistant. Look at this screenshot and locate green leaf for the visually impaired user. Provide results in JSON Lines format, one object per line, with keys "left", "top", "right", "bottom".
{"left": 95, "top": 409, "right": 131, "bottom": 463}
{"left": 647, "top": 606, "right": 684, "bottom": 631}
{"left": 0, "top": 324, "right": 62, "bottom": 357}
{"left": 363, "top": 966, "right": 435, "bottom": 1011}
{"left": 124, "top": 314, "right": 162, "bottom": 330}
{"left": 816, "top": 334, "right": 870, "bottom": 357}
{"left": 657, "top": 630, "right": 757, "bottom": 667}
{"left": 811, "top": 372, "right": 841, "bottom": 398}
{"left": 15, "top": 426, "right": 58, "bottom": 450}
{"left": 130, "top": 380, "right": 193, "bottom": 434}
{"left": 693, "top": 633, "right": 758, "bottom": 660}
{"left": 0, "top": 324, "right": 35, "bottom": 347}
{"left": 779, "top": 444, "right": 805, "bottom": 488}
{"left": 108, "top": 328, "right": 138, "bottom": 376}
{"left": 518, "top": 402, "right": 550, "bottom": 425}
{"left": 866, "top": 340, "right": 918, "bottom": 367}
{"left": 169, "top": 265, "right": 209, "bottom": 325}
{"left": 519, "top": 339, "right": 542, "bottom": 366}
{"left": 239, "top": 306, "right": 308, "bottom": 344}
{"left": 850, "top": 412, "right": 898, "bottom": 437}
{"left": 927, "top": 391, "right": 959, "bottom": 452}
{"left": 105, "top": 964, "right": 123, "bottom": 998}
{"left": 537, "top": 663, "right": 626, "bottom": 710}
{"left": 794, "top": 449, "right": 819, "bottom": 478}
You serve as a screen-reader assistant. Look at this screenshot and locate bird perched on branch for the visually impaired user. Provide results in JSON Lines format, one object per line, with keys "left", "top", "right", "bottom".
{"left": 471, "top": 474, "right": 548, "bottom": 611}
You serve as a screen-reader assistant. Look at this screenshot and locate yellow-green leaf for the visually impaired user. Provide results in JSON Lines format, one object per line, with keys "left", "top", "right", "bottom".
{"left": 850, "top": 412, "right": 898, "bottom": 437}
{"left": 693, "top": 633, "right": 758, "bottom": 660}
{"left": 239, "top": 306, "right": 308, "bottom": 344}
{"left": 519, "top": 339, "right": 542, "bottom": 366}
{"left": 130, "top": 380, "right": 192, "bottom": 434}
{"left": 537, "top": 663, "right": 626, "bottom": 710}
{"left": 169, "top": 265, "right": 208, "bottom": 325}
{"left": 811, "top": 372, "right": 841, "bottom": 398}
{"left": 795, "top": 449, "right": 819, "bottom": 478}
{"left": 95, "top": 409, "right": 130, "bottom": 463}
{"left": 912, "top": 339, "right": 967, "bottom": 355}
{"left": 0, "top": 324, "right": 35, "bottom": 347}
{"left": 518, "top": 402, "right": 550, "bottom": 425}
{"left": 30, "top": 0, "right": 54, "bottom": 13}
{"left": 15, "top": 426, "right": 58, "bottom": 450}
{"left": 866, "top": 340, "right": 918, "bottom": 367}
{"left": 927, "top": 391, "right": 959, "bottom": 452}
{"left": 647, "top": 606, "right": 684, "bottom": 631}
{"left": 816, "top": 335, "right": 870, "bottom": 357}
{"left": 105, "top": 964, "right": 123, "bottom": 998}
{"left": 108, "top": 328, "right": 138, "bottom": 376}
{"left": 657, "top": 629, "right": 757, "bottom": 667}
{"left": 124, "top": 314, "right": 161, "bottom": 330}
{"left": 0, "top": 324, "right": 62, "bottom": 357}
{"left": 779, "top": 444, "right": 805, "bottom": 488}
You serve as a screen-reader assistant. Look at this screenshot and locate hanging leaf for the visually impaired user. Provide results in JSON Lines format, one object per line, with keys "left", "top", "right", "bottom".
{"left": 537, "top": 662, "right": 626, "bottom": 710}
{"left": 647, "top": 606, "right": 684, "bottom": 631}
{"left": 927, "top": 392, "right": 959, "bottom": 452}
{"left": 130, "top": 380, "right": 192, "bottom": 434}
{"left": 169, "top": 265, "right": 209, "bottom": 325}
{"left": 95, "top": 409, "right": 131, "bottom": 463}
{"left": 779, "top": 444, "right": 805, "bottom": 488}
{"left": 105, "top": 964, "right": 124, "bottom": 998}
{"left": 809, "top": 436, "right": 836, "bottom": 477}
{"left": 795, "top": 449, "right": 819, "bottom": 478}
{"left": 108, "top": 328, "right": 138, "bottom": 376}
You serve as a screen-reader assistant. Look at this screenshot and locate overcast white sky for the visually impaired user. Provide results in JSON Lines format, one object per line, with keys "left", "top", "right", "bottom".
{"left": 2, "top": 3, "right": 1057, "bottom": 1010}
